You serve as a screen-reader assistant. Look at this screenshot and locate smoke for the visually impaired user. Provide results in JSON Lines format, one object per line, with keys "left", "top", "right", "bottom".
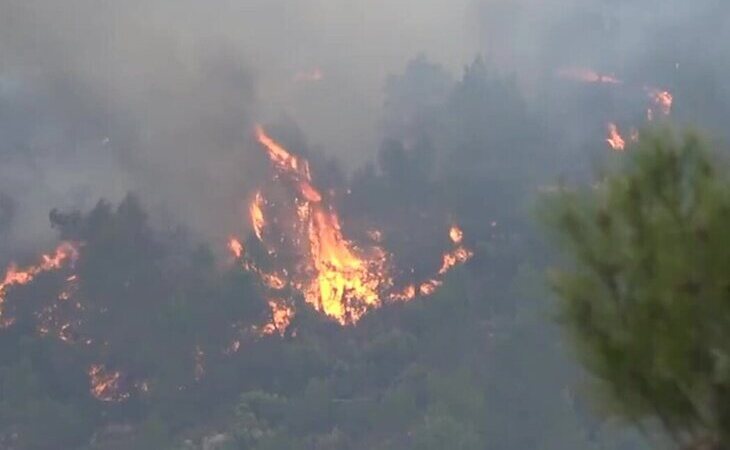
{"left": 0, "top": 0, "right": 480, "bottom": 250}
{"left": 2, "top": 0, "right": 730, "bottom": 249}
{"left": 475, "top": 0, "right": 730, "bottom": 135}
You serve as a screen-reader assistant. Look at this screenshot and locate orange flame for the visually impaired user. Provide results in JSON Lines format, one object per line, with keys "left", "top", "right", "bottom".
{"left": 228, "top": 238, "right": 244, "bottom": 259}
{"left": 646, "top": 88, "right": 673, "bottom": 116}
{"left": 250, "top": 191, "right": 266, "bottom": 241}
{"left": 449, "top": 225, "right": 464, "bottom": 244}
{"left": 606, "top": 123, "right": 626, "bottom": 151}
{"left": 88, "top": 364, "right": 129, "bottom": 402}
{"left": 439, "top": 247, "right": 474, "bottom": 275}
{"left": 255, "top": 125, "right": 300, "bottom": 173}
{"left": 243, "top": 126, "right": 473, "bottom": 326}
{"left": 0, "top": 242, "right": 79, "bottom": 327}
{"left": 261, "top": 299, "right": 294, "bottom": 336}
{"left": 254, "top": 127, "right": 388, "bottom": 325}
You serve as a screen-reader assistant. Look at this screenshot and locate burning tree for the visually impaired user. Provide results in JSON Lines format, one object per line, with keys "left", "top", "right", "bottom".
{"left": 229, "top": 126, "right": 473, "bottom": 329}
{"left": 542, "top": 128, "right": 730, "bottom": 450}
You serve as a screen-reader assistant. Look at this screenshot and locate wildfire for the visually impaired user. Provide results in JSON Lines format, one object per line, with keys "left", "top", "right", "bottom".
{"left": 439, "top": 225, "right": 473, "bottom": 275}
{"left": 0, "top": 242, "right": 79, "bottom": 327}
{"left": 606, "top": 123, "right": 626, "bottom": 151}
{"left": 233, "top": 126, "right": 474, "bottom": 326}
{"left": 646, "top": 87, "right": 673, "bottom": 116}
{"left": 228, "top": 238, "right": 244, "bottom": 259}
{"left": 419, "top": 280, "right": 443, "bottom": 296}
{"left": 261, "top": 299, "right": 294, "bottom": 336}
{"left": 88, "top": 364, "right": 129, "bottom": 402}
{"left": 556, "top": 67, "right": 622, "bottom": 84}
{"left": 250, "top": 191, "right": 266, "bottom": 241}
{"left": 449, "top": 225, "right": 464, "bottom": 244}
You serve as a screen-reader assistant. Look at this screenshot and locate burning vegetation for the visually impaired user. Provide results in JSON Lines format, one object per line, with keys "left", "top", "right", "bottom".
{"left": 0, "top": 242, "right": 80, "bottom": 328}
{"left": 230, "top": 126, "right": 473, "bottom": 328}
{"left": 0, "top": 127, "right": 476, "bottom": 404}
{"left": 557, "top": 65, "right": 675, "bottom": 151}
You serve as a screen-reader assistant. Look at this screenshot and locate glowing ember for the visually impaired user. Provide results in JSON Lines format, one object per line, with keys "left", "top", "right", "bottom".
{"left": 606, "top": 123, "right": 626, "bottom": 151}
{"left": 252, "top": 127, "right": 389, "bottom": 324}
{"left": 556, "top": 67, "right": 622, "bottom": 84}
{"left": 88, "top": 364, "right": 129, "bottom": 402}
{"left": 0, "top": 242, "right": 79, "bottom": 327}
{"left": 419, "top": 280, "right": 443, "bottom": 296}
{"left": 439, "top": 247, "right": 474, "bottom": 275}
{"left": 234, "top": 126, "right": 474, "bottom": 326}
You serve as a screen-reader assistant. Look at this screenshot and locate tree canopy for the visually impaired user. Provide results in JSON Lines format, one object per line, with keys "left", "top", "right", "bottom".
{"left": 543, "top": 129, "right": 730, "bottom": 449}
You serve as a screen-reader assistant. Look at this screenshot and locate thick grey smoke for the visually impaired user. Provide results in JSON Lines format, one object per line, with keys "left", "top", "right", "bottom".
{"left": 1, "top": 0, "right": 729, "bottom": 250}
{"left": 0, "top": 0, "right": 478, "bottom": 250}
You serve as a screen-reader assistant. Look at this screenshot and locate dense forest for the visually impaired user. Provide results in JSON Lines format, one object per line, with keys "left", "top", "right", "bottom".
{"left": 2, "top": 1, "right": 730, "bottom": 449}
{"left": 0, "top": 57, "right": 640, "bottom": 450}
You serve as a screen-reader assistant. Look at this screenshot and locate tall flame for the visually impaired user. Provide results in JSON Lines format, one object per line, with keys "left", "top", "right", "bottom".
{"left": 233, "top": 126, "right": 473, "bottom": 327}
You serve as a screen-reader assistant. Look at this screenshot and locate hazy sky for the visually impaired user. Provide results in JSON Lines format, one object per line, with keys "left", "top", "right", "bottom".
{"left": 1, "top": 0, "right": 727, "bottom": 249}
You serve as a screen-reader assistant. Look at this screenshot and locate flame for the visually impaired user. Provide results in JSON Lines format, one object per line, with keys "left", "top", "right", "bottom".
{"left": 261, "top": 271, "right": 287, "bottom": 290}
{"left": 88, "top": 364, "right": 129, "bottom": 402}
{"left": 0, "top": 242, "right": 79, "bottom": 327}
{"left": 606, "top": 123, "right": 626, "bottom": 151}
{"left": 241, "top": 126, "right": 473, "bottom": 326}
{"left": 391, "top": 284, "right": 416, "bottom": 301}
{"left": 250, "top": 191, "right": 266, "bottom": 241}
{"left": 253, "top": 127, "right": 388, "bottom": 324}
{"left": 419, "top": 280, "right": 443, "bottom": 296}
{"left": 449, "top": 225, "right": 464, "bottom": 244}
{"left": 255, "top": 125, "right": 301, "bottom": 173}
{"left": 261, "top": 299, "right": 294, "bottom": 336}
{"left": 439, "top": 247, "right": 474, "bottom": 275}
{"left": 557, "top": 67, "right": 622, "bottom": 84}
{"left": 229, "top": 238, "right": 244, "bottom": 259}
{"left": 646, "top": 88, "right": 673, "bottom": 116}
